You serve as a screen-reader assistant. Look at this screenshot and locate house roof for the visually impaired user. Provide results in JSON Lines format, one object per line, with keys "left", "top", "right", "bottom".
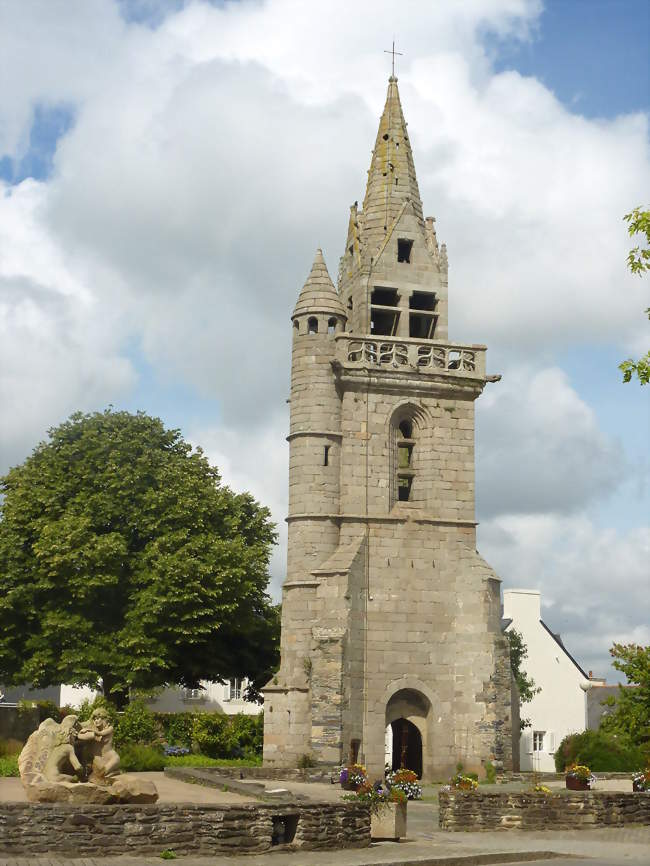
{"left": 539, "top": 619, "right": 589, "bottom": 680}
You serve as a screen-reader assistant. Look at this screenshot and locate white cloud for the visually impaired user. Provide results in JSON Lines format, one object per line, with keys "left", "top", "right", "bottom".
{"left": 479, "top": 514, "right": 650, "bottom": 679}
{"left": 0, "top": 179, "right": 135, "bottom": 468}
{"left": 0, "top": 0, "right": 647, "bottom": 674}
{"left": 0, "top": 0, "right": 643, "bottom": 437}
{"left": 476, "top": 366, "right": 627, "bottom": 517}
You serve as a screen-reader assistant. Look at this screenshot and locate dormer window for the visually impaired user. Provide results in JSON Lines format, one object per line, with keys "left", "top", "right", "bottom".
{"left": 308, "top": 317, "right": 318, "bottom": 334}
{"left": 397, "top": 239, "right": 413, "bottom": 263}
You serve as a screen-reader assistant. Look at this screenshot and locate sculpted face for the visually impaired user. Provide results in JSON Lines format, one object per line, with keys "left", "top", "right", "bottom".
{"left": 91, "top": 709, "right": 108, "bottom": 730}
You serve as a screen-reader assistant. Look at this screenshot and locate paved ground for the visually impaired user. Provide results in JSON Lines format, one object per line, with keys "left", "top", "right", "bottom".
{"left": 0, "top": 772, "right": 258, "bottom": 804}
{"left": 1, "top": 774, "right": 647, "bottom": 866}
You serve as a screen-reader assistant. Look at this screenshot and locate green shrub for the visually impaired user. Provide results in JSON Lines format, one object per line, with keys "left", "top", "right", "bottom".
{"left": 155, "top": 712, "right": 195, "bottom": 749}
{"left": 0, "top": 756, "right": 19, "bottom": 777}
{"left": 554, "top": 729, "right": 645, "bottom": 772}
{"left": 118, "top": 744, "right": 166, "bottom": 772}
{"left": 484, "top": 761, "right": 497, "bottom": 784}
{"left": 33, "top": 700, "right": 61, "bottom": 723}
{"left": 297, "top": 753, "right": 317, "bottom": 769}
{"left": 191, "top": 712, "right": 230, "bottom": 758}
{"left": 115, "top": 701, "right": 158, "bottom": 747}
{"left": 0, "top": 738, "right": 23, "bottom": 757}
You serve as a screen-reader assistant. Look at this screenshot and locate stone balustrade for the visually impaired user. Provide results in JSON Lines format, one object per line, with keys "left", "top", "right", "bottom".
{"left": 335, "top": 334, "right": 486, "bottom": 378}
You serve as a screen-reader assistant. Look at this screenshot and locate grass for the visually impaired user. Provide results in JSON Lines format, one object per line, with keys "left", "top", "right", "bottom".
{"left": 0, "top": 756, "right": 19, "bottom": 777}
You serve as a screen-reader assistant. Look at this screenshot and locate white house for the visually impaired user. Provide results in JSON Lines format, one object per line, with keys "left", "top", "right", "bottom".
{"left": 58, "top": 679, "right": 261, "bottom": 716}
{"left": 143, "top": 679, "right": 261, "bottom": 716}
{"left": 503, "top": 589, "right": 590, "bottom": 772}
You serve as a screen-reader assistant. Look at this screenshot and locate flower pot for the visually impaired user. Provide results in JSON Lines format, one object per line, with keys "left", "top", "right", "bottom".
{"left": 632, "top": 779, "right": 648, "bottom": 792}
{"left": 371, "top": 801, "right": 407, "bottom": 841}
{"left": 566, "top": 776, "right": 589, "bottom": 790}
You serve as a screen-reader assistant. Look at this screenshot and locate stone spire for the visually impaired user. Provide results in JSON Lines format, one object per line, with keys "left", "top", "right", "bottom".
{"left": 361, "top": 77, "right": 424, "bottom": 257}
{"left": 293, "top": 248, "right": 346, "bottom": 318}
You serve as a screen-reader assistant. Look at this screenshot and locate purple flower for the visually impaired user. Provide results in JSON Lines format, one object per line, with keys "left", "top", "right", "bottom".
{"left": 339, "top": 768, "right": 348, "bottom": 782}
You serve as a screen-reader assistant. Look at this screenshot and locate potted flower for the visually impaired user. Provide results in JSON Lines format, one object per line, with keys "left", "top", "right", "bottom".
{"left": 632, "top": 769, "right": 649, "bottom": 792}
{"left": 385, "top": 767, "right": 422, "bottom": 800}
{"left": 344, "top": 782, "right": 407, "bottom": 840}
{"left": 450, "top": 772, "right": 479, "bottom": 791}
{"left": 565, "top": 764, "right": 593, "bottom": 790}
{"left": 339, "top": 762, "right": 367, "bottom": 791}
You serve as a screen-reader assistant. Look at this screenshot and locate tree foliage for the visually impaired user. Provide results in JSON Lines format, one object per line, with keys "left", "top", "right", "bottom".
{"left": 0, "top": 409, "right": 278, "bottom": 708}
{"left": 620, "top": 207, "right": 650, "bottom": 385}
{"left": 599, "top": 643, "right": 650, "bottom": 750}
{"left": 506, "top": 628, "right": 540, "bottom": 730}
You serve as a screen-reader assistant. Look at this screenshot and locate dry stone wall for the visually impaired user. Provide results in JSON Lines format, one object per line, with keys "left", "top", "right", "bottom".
{"left": 0, "top": 801, "right": 370, "bottom": 857}
{"left": 439, "top": 790, "right": 650, "bottom": 831}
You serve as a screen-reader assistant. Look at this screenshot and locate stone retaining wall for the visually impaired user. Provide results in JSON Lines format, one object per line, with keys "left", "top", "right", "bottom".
{"left": 0, "top": 801, "right": 369, "bottom": 857}
{"left": 182, "top": 766, "right": 334, "bottom": 782}
{"left": 439, "top": 790, "right": 650, "bottom": 831}
{"left": 0, "top": 705, "right": 39, "bottom": 743}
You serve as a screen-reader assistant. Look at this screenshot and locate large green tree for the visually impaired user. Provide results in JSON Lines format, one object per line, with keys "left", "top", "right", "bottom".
{"left": 600, "top": 643, "right": 650, "bottom": 749}
{"left": 619, "top": 207, "right": 650, "bottom": 385}
{"left": 0, "top": 409, "right": 278, "bottom": 708}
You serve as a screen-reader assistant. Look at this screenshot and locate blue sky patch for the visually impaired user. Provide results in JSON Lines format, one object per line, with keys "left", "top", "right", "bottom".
{"left": 0, "top": 103, "right": 75, "bottom": 185}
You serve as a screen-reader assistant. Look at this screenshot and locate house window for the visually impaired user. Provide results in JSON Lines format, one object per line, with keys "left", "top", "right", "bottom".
{"left": 308, "top": 317, "right": 318, "bottom": 334}
{"left": 328, "top": 317, "right": 337, "bottom": 335}
{"left": 182, "top": 687, "right": 204, "bottom": 702}
{"left": 229, "top": 678, "right": 243, "bottom": 701}
{"left": 397, "top": 238, "right": 413, "bottom": 263}
{"left": 533, "top": 730, "right": 545, "bottom": 751}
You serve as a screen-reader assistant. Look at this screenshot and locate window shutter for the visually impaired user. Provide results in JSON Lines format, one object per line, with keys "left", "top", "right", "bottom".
{"left": 547, "top": 731, "right": 555, "bottom": 752}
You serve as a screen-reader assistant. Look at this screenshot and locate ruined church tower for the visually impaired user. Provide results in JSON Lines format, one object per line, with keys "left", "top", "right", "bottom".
{"left": 263, "top": 77, "right": 513, "bottom": 780}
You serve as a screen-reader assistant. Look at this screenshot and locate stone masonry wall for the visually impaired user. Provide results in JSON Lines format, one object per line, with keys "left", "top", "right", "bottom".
{"left": 439, "top": 790, "right": 650, "bottom": 831}
{"left": 0, "top": 801, "right": 370, "bottom": 857}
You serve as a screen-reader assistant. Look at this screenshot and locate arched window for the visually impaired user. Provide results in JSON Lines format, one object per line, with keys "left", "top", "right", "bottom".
{"left": 390, "top": 410, "right": 417, "bottom": 506}
{"left": 293, "top": 320, "right": 300, "bottom": 336}
{"left": 308, "top": 317, "right": 318, "bottom": 334}
{"left": 327, "top": 317, "right": 337, "bottom": 335}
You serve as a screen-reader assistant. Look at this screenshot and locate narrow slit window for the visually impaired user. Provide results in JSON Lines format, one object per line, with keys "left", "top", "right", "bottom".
{"left": 323, "top": 445, "right": 330, "bottom": 466}
{"left": 394, "top": 416, "right": 415, "bottom": 504}
{"left": 308, "top": 317, "right": 318, "bottom": 334}
{"left": 397, "top": 239, "right": 413, "bottom": 263}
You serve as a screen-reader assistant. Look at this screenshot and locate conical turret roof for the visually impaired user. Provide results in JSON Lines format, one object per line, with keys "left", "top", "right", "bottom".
{"left": 293, "top": 249, "right": 346, "bottom": 318}
{"left": 361, "top": 77, "right": 424, "bottom": 255}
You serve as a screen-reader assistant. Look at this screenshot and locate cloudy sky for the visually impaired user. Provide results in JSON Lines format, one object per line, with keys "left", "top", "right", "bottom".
{"left": 1, "top": 0, "right": 648, "bottom": 683}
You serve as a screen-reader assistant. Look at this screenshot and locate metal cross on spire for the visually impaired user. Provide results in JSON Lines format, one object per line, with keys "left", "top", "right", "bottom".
{"left": 384, "top": 40, "right": 403, "bottom": 78}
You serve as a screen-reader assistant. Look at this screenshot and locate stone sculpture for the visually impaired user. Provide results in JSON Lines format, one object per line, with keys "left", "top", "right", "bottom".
{"left": 18, "top": 714, "right": 158, "bottom": 803}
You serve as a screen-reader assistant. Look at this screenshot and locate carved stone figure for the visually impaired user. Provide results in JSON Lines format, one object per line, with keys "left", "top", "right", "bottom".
{"left": 78, "top": 707, "right": 121, "bottom": 783}
{"left": 18, "top": 715, "right": 157, "bottom": 804}
{"left": 43, "top": 715, "right": 83, "bottom": 782}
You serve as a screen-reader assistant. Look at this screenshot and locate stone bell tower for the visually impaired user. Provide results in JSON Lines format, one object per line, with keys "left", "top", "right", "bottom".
{"left": 263, "top": 77, "right": 513, "bottom": 780}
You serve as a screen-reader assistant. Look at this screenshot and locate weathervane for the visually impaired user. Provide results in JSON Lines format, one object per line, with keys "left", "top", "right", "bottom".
{"left": 384, "top": 40, "right": 403, "bottom": 78}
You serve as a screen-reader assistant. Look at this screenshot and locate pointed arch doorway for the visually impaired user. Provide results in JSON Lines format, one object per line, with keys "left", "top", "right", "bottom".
{"left": 385, "top": 687, "right": 431, "bottom": 780}
{"left": 390, "top": 718, "right": 422, "bottom": 778}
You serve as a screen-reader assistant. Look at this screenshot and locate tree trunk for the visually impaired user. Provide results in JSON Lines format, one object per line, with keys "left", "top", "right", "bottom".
{"left": 100, "top": 674, "right": 129, "bottom": 710}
